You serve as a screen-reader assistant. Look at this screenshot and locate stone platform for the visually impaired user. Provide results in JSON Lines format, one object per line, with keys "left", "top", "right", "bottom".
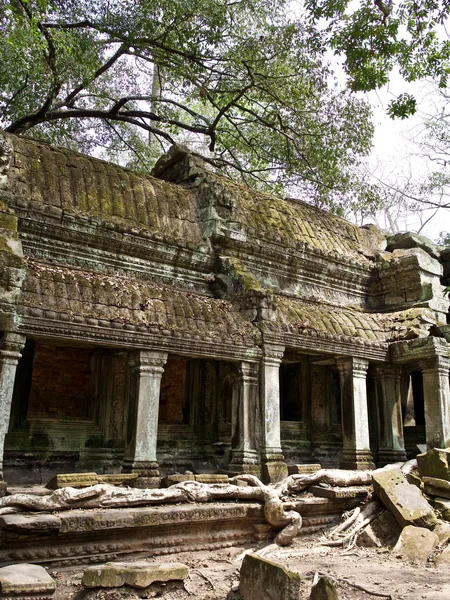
{"left": 0, "top": 496, "right": 361, "bottom": 567}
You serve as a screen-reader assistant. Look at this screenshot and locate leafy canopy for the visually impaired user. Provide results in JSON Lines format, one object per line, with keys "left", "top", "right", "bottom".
{"left": 305, "top": 0, "right": 450, "bottom": 119}
{"left": 0, "top": 0, "right": 374, "bottom": 209}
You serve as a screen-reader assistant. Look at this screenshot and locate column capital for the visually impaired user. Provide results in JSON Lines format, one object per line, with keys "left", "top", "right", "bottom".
{"left": 239, "top": 361, "right": 258, "bottom": 383}
{"left": 421, "top": 355, "right": 450, "bottom": 374}
{"left": 0, "top": 332, "right": 26, "bottom": 361}
{"left": 336, "top": 357, "right": 369, "bottom": 377}
{"left": 129, "top": 350, "right": 168, "bottom": 373}
{"left": 262, "top": 343, "right": 284, "bottom": 365}
{"left": 373, "top": 364, "right": 402, "bottom": 381}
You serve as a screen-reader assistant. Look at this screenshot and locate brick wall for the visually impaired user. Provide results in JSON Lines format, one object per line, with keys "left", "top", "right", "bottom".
{"left": 28, "top": 344, "right": 94, "bottom": 420}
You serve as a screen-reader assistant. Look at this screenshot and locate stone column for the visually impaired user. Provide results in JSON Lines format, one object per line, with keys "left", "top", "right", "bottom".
{"left": 229, "top": 361, "right": 260, "bottom": 476}
{"left": 336, "top": 357, "right": 374, "bottom": 470}
{"left": 123, "top": 350, "right": 168, "bottom": 480}
{"left": 260, "top": 344, "right": 288, "bottom": 482}
{"left": 374, "top": 365, "right": 407, "bottom": 465}
{"left": 0, "top": 332, "right": 26, "bottom": 483}
{"left": 422, "top": 356, "right": 450, "bottom": 448}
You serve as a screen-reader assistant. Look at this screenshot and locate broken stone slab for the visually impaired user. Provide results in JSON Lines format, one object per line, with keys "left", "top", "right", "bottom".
{"left": 46, "top": 473, "right": 98, "bottom": 489}
{"left": 372, "top": 467, "right": 437, "bottom": 529}
{"left": 82, "top": 561, "right": 189, "bottom": 589}
{"left": 422, "top": 476, "right": 450, "bottom": 499}
{"left": 309, "top": 575, "right": 339, "bottom": 600}
{"left": 161, "top": 473, "right": 195, "bottom": 487}
{"left": 417, "top": 448, "right": 450, "bottom": 481}
{"left": 309, "top": 486, "right": 370, "bottom": 500}
{"left": 386, "top": 232, "right": 441, "bottom": 259}
{"left": 239, "top": 554, "right": 302, "bottom": 600}
{"left": 393, "top": 525, "right": 439, "bottom": 564}
{"left": 288, "top": 464, "right": 321, "bottom": 475}
{"left": 0, "top": 563, "right": 56, "bottom": 598}
{"left": 0, "top": 513, "right": 61, "bottom": 534}
{"left": 367, "top": 509, "right": 402, "bottom": 547}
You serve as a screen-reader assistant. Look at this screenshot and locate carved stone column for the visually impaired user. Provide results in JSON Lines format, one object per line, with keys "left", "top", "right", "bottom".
{"left": 229, "top": 361, "right": 260, "bottom": 476}
{"left": 123, "top": 350, "right": 168, "bottom": 478}
{"left": 336, "top": 357, "right": 374, "bottom": 470}
{"left": 374, "top": 365, "right": 407, "bottom": 465}
{"left": 0, "top": 332, "right": 26, "bottom": 482}
{"left": 422, "top": 356, "right": 450, "bottom": 448}
{"left": 260, "top": 344, "right": 288, "bottom": 482}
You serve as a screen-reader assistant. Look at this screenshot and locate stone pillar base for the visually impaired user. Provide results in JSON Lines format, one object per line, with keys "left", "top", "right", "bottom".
{"left": 340, "top": 450, "right": 375, "bottom": 471}
{"left": 122, "top": 460, "right": 160, "bottom": 477}
{"left": 377, "top": 449, "right": 407, "bottom": 466}
{"left": 229, "top": 449, "right": 259, "bottom": 468}
{"left": 261, "top": 461, "right": 288, "bottom": 483}
{"left": 133, "top": 476, "right": 161, "bottom": 489}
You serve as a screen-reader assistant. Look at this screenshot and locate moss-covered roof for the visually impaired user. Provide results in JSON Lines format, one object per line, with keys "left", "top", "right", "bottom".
{"left": 264, "top": 295, "right": 438, "bottom": 343}
{"left": 18, "top": 261, "right": 259, "bottom": 346}
{"left": 213, "top": 176, "right": 384, "bottom": 262}
{"left": 5, "top": 134, "right": 203, "bottom": 247}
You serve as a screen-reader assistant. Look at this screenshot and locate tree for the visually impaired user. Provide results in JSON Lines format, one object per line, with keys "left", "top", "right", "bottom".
{"left": 0, "top": 0, "right": 375, "bottom": 209}
{"left": 305, "top": 0, "right": 450, "bottom": 118}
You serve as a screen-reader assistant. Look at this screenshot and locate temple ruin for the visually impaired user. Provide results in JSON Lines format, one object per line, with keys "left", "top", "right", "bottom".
{"left": 0, "top": 131, "right": 449, "bottom": 489}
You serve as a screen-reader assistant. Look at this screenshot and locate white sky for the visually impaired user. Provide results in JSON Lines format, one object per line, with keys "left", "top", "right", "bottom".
{"left": 364, "top": 78, "right": 450, "bottom": 241}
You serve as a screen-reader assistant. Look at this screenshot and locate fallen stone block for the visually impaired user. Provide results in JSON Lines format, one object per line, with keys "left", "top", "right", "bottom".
{"left": 194, "top": 474, "right": 229, "bottom": 484}
{"left": 288, "top": 464, "right": 321, "bottom": 475}
{"left": 309, "top": 575, "right": 339, "bottom": 600}
{"left": 262, "top": 462, "right": 289, "bottom": 484}
{"left": 393, "top": 525, "right": 439, "bottom": 563}
{"left": 240, "top": 554, "right": 302, "bottom": 600}
{"left": 161, "top": 473, "right": 195, "bottom": 487}
{"left": 97, "top": 474, "right": 138, "bottom": 486}
{"left": 356, "top": 526, "right": 382, "bottom": 548}
{"left": 132, "top": 476, "right": 161, "bottom": 489}
{"left": 309, "top": 486, "right": 369, "bottom": 500}
{"left": 0, "top": 563, "right": 56, "bottom": 598}
{"left": 82, "top": 561, "right": 189, "bottom": 589}
{"left": 46, "top": 473, "right": 98, "bottom": 489}
{"left": 434, "top": 520, "right": 450, "bottom": 545}
{"left": 372, "top": 467, "right": 437, "bottom": 529}
{"left": 368, "top": 509, "right": 402, "bottom": 547}
{"left": 435, "top": 545, "right": 450, "bottom": 567}
{"left": 417, "top": 448, "right": 450, "bottom": 481}
{"left": 432, "top": 497, "right": 450, "bottom": 521}
{"left": 422, "top": 476, "right": 450, "bottom": 499}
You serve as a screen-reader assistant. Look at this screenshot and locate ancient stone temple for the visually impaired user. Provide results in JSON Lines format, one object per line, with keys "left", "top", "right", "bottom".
{"left": 0, "top": 131, "right": 449, "bottom": 486}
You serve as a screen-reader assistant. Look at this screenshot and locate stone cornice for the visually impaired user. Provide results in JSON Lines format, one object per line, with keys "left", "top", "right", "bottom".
{"left": 262, "top": 331, "right": 389, "bottom": 362}
{"left": 17, "top": 313, "right": 261, "bottom": 363}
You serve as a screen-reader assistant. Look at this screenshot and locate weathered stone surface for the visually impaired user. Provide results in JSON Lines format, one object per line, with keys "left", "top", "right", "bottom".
{"left": 82, "top": 561, "right": 189, "bottom": 589}
{"left": 372, "top": 467, "right": 437, "bottom": 529}
{"left": 356, "top": 527, "right": 382, "bottom": 548}
{"left": 422, "top": 476, "right": 450, "bottom": 499}
{"left": 417, "top": 448, "right": 450, "bottom": 481}
{"left": 434, "top": 519, "right": 450, "bottom": 545}
{"left": 240, "top": 554, "right": 302, "bottom": 600}
{"left": 288, "top": 464, "right": 321, "bottom": 475}
{"left": 0, "top": 563, "right": 56, "bottom": 597}
{"left": 393, "top": 525, "right": 439, "bottom": 563}
{"left": 309, "top": 575, "right": 339, "bottom": 600}
{"left": 309, "top": 486, "right": 369, "bottom": 500}
{"left": 46, "top": 473, "right": 98, "bottom": 489}
{"left": 0, "top": 481, "right": 6, "bottom": 497}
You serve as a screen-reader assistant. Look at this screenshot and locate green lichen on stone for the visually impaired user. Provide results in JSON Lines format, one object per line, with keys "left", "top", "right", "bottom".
{"left": 222, "top": 257, "right": 264, "bottom": 293}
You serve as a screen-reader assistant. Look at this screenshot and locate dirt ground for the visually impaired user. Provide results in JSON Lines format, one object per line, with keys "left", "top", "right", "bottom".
{"left": 50, "top": 531, "right": 450, "bottom": 600}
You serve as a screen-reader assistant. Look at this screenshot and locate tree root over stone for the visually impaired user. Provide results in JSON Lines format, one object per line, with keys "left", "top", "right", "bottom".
{"left": 0, "top": 469, "right": 377, "bottom": 546}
